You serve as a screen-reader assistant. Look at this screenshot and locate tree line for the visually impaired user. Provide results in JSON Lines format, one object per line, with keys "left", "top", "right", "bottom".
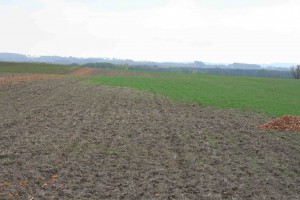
{"left": 83, "top": 62, "right": 298, "bottom": 79}
{"left": 290, "top": 65, "right": 300, "bottom": 79}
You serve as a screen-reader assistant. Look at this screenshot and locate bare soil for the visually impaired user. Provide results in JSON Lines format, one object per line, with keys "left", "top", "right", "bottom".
{"left": 0, "top": 79, "right": 299, "bottom": 199}
{"left": 71, "top": 68, "right": 96, "bottom": 76}
{"left": 72, "top": 67, "right": 174, "bottom": 78}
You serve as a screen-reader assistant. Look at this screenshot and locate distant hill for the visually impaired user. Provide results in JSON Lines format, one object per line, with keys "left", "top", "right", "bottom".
{"left": 261, "top": 63, "right": 298, "bottom": 68}
{"left": 0, "top": 53, "right": 31, "bottom": 62}
{"left": 0, "top": 52, "right": 294, "bottom": 71}
{"left": 229, "top": 63, "right": 261, "bottom": 70}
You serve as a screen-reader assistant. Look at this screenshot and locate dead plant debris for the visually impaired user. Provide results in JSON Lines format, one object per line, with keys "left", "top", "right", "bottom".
{"left": 258, "top": 115, "right": 300, "bottom": 131}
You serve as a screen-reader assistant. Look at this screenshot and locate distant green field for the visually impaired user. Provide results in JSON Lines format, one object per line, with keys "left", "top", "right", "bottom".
{"left": 88, "top": 73, "right": 300, "bottom": 116}
{"left": 0, "top": 62, "right": 80, "bottom": 74}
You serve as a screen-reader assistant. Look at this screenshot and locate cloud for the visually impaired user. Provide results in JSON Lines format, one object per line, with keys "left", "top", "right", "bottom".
{"left": 0, "top": 0, "right": 299, "bottom": 63}
{"left": 0, "top": 2, "right": 51, "bottom": 53}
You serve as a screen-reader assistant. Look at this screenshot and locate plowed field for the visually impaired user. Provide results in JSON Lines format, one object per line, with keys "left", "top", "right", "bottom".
{"left": 0, "top": 79, "right": 299, "bottom": 199}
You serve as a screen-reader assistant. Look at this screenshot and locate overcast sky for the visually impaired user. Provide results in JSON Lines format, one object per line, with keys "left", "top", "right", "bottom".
{"left": 0, "top": 0, "right": 299, "bottom": 63}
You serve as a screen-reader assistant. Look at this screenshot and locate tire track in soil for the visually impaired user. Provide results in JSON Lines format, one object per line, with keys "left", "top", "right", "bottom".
{"left": 144, "top": 79, "right": 187, "bottom": 170}
{"left": 155, "top": 96, "right": 200, "bottom": 197}
{"left": 57, "top": 85, "right": 121, "bottom": 197}
{"left": 142, "top": 78, "right": 198, "bottom": 198}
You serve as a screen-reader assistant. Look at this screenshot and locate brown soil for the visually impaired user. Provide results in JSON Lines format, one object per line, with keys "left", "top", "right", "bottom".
{"left": 72, "top": 67, "right": 174, "bottom": 78}
{"left": 0, "top": 74, "right": 61, "bottom": 85}
{"left": 258, "top": 115, "right": 300, "bottom": 131}
{"left": 71, "top": 68, "right": 96, "bottom": 76}
{"left": 0, "top": 79, "right": 299, "bottom": 199}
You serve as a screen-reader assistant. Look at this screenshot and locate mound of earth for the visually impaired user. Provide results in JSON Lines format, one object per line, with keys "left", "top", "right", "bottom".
{"left": 258, "top": 115, "right": 300, "bottom": 131}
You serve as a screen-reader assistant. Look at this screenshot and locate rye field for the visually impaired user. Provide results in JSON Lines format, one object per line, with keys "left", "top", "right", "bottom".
{"left": 0, "top": 62, "right": 79, "bottom": 75}
{"left": 0, "top": 63, "right": 299, "bottom": 199}
{"left": 88, "top": 73, "right": 300, "bottom": 116}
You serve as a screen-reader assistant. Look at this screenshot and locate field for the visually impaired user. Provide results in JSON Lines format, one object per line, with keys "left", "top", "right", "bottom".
{"left": 0, "top": 63, "right": 300, "bottom": 199}
{"left": 88, "top": 73, "right": 300, "bottom": 116}
{"left": 0, "top": 62, "right": 79, "bottom": 75}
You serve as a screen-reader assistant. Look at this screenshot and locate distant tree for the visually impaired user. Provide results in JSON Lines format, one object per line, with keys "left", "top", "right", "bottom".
{"left": 290, "top": 65, "right": 300, "bottom": 79}
{"left": 194, "top": 61, "right": 206, "bottom": 67}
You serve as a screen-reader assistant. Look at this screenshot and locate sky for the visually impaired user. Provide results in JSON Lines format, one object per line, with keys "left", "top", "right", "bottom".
{"left": 0, "top": 0, "right": 299, "bottom": 64}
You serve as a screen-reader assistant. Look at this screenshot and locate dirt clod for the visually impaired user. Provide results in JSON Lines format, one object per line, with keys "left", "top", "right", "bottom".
{"left": 258, "top": 115, "right": 300, "bottom": 131}
{"left": 19, "top": 179, "right": 29, "bottom": 186}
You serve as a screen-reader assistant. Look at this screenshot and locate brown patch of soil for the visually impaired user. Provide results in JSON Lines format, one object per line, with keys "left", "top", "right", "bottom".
{"left": 72, "top": 67, "right": 174, "bottom": 78}
{"left": 0, "top": 74, "right": 61, "bottom": 85}
{"left": 258, "top": 115, "right": 300, "bottom": 131}
{"left": 0, "top": 79, "right": 299, "bottom": 199}
{"left": 71, "top": 68, "right": 96, "bottom": 76}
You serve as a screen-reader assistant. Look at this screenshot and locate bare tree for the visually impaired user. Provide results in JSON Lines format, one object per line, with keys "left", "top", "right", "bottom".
{"left": 290, "top": 65, "right": 300, "bottom": 79}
